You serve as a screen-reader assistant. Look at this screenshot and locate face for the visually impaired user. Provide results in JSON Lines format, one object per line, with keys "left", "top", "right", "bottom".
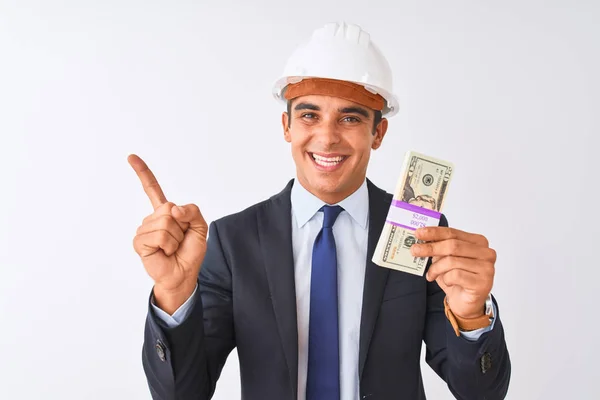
{"left": 408, "top": 195, "right": 437, "bottom": 210}
{"left": 282, "top": 94, "right": 388, "bottom": 204}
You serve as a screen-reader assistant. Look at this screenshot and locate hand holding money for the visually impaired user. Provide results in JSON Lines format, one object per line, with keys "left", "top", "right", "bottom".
{"left": 411, "top": 227, "right": 496, "bottom": 319}
{"left": 373, "top": 150, "right": 496, "bottom": 318}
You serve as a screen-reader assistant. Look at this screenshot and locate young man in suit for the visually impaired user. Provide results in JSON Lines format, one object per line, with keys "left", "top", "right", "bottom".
{"left": 130, "top": 22, "right": 511, "bottom": 399}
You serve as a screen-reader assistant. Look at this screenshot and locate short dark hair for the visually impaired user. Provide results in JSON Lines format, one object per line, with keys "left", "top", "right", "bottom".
{"left": 287, "top": 100, "right": 383, "bottom": 134}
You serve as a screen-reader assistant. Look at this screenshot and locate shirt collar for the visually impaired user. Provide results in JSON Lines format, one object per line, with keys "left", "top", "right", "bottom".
{"left": 291, "top": 178, "right": 369, "bottom": 229}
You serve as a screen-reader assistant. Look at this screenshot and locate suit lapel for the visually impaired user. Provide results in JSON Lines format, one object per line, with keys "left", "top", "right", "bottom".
{"left": 258, "top": 180, "right": 298, "bottom": 399}
{"left": 257, "top": 178, "right": 392, "bottom": 392}
{"left": 359, "top": 179, "right": 392, "bottom": 377}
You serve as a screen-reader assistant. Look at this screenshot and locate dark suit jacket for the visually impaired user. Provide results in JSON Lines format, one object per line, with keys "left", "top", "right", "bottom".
{"left": 142, "top": 179, "right": 511, "bottom": 399}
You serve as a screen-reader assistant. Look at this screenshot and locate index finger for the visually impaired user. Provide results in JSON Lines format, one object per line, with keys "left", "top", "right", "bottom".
{"left": 128, "top": 154, "right": 168, "bottom": 210}
{"left": 415, "top": 226, "right": 489, "bottom": 247}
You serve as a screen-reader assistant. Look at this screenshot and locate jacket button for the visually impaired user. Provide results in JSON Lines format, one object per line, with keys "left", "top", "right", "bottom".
{"left": 481, "top": 352, "right": 492, "bottom": 374}
{"left": 155, "top": 340, "right": 166, "bottom": 362}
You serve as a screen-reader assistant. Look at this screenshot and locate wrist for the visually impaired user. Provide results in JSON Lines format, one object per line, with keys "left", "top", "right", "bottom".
{"left": 453, "top": 308, "right": 485, "bottom": 320}
{"left": 447, "top": 297, "right": 486, "bottom": 319}
{"left": 444, "top": 295, "right": 494, "bottom": 336}
{"left": 153, "top": 278, "right": 197, "bottom": 315}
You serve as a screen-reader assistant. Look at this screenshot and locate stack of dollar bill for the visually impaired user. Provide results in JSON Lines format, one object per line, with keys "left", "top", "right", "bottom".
{"left": 372, "top": 151, "right": 454, "bottom": 276}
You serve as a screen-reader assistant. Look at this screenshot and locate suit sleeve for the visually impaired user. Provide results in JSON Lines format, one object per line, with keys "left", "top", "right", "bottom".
{"left": 423, "top": 214, "right": 511, "bottom": 399}
{"left": 141, "top": 221, "right": 236, "bottom": 399}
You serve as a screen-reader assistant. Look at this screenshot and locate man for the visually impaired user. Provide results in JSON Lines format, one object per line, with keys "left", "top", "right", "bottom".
{"left": 131, "top": 22, "right": 511, "bottom": 399}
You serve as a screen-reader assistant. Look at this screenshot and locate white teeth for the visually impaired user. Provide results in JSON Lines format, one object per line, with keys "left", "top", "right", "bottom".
{"left": 312, "top": 154, "right": 344, "bottom": 162}
{"left": 312, "top": 154, "right": 345, "bottom": 167}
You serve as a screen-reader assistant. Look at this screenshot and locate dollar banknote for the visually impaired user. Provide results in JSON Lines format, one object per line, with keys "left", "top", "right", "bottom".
{"left": 372, "top": 151, "right": 454, "bottom": 276}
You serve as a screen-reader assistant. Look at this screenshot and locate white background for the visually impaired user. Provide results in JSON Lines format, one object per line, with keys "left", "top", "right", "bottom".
{"left": 1, "top": 1, "right": 599, "bottom": 399}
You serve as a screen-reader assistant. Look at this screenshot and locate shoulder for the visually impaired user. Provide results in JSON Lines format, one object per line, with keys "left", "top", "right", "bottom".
{"left": 210, "top": 179, "right": 294, "bottom": 233}
{"left": 367, "top": 177, "right": 394, "bottom": 205}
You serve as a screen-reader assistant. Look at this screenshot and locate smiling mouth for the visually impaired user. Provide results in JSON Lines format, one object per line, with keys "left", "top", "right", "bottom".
{"left": 308, "top": 152, "right": 348, "bottom": 170}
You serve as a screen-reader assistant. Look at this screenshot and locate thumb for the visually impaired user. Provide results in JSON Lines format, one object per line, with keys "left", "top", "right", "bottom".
{"left": 171, "top": 204, "right": 207, "bottom": 234}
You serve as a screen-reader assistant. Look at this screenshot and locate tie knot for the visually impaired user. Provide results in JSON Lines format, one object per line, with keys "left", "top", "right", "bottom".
{"left": 320, "top": 205, "right": 343, "bottom": 228}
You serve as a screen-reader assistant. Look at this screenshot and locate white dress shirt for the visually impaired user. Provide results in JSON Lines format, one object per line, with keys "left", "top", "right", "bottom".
{"left": 290, "top": 178, "right": 369, "bottom": 400}
{"left": 151, "top": 178, "right": 495, "bottom": 400}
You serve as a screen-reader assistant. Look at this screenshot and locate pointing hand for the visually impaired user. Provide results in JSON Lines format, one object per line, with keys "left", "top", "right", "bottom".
{"left": 129, "top": 154, "right": 208, "bottom": 314}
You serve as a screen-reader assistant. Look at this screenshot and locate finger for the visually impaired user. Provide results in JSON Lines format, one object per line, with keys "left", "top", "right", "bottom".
{"left": 171, "top": 204, "right": 207, "bottom": 233}
{"left": 411, "top": 239, "right": 496, "bottom": 261}
{"left": 437, "top": 268, "right": 480, "bottom": 290}
{"left": 133, "top": 230, "right": 180, "bottom": 257}
{"left": 128, "top": 154, "right": 168, "bottom": 210}
{"left": 136, "top": 215, "right": 185, "bottom": 243}
{"left": 170, "top": 204, "right": 208, "bottom": 264}
{"left": 415, "top": 227, "right": 489, "bottom": 247}
{"left": 426, "top": 256, "right": 494, "bottom": 283}
{"left": 143, "top": 202, "right": 190, "bottom": 232}
{"left": 435, "top": 273, "right": 449, "bottom": 293}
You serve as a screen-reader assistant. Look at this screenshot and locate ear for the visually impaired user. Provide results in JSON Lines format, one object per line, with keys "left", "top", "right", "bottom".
{"left": 282, "top": 112, "right": 291, "bottom": 143}
{"left": 371, "top": 118, "right": 388, "bottom": 150}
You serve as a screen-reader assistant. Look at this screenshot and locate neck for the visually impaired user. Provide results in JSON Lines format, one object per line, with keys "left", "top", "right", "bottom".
{"left": 296, "top": 176, "right": 366, "bottom": 204}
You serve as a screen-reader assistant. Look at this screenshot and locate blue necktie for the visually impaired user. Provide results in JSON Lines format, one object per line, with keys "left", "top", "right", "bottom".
{"left": 307, "top": 205, "right": 343, "bottom": 400}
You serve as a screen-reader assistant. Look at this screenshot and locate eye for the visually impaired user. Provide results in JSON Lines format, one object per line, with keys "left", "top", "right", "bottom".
{"left": 301, "top": 113, "right": 317, "bottom": 119}
{"left": 342, "top": 116, "right": 360, "bottom": 123}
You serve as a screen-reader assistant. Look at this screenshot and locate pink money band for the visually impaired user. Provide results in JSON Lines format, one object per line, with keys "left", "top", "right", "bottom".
{"left": 385, "top": 200, "right": 442, "bottom": 231}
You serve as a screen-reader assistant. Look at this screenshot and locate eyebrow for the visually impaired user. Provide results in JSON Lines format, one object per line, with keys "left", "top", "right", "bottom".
{"left": 293, "top": 103, "right": 371, "bottom": 119}
{"left": 339, "top": 106, "right": 370, "bottom": 119}
{"left": 294, "top": 102, "right": 320, "bottom": 111}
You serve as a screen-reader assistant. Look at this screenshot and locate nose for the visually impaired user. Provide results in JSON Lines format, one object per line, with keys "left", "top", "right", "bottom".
{"left": 313, "top": 118, "right": 341, "bottom": 146}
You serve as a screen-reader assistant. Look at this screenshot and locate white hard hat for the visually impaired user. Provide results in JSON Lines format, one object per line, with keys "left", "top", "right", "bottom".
{"left": 273, "top": 22, "right": 399, "bottom": 117}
